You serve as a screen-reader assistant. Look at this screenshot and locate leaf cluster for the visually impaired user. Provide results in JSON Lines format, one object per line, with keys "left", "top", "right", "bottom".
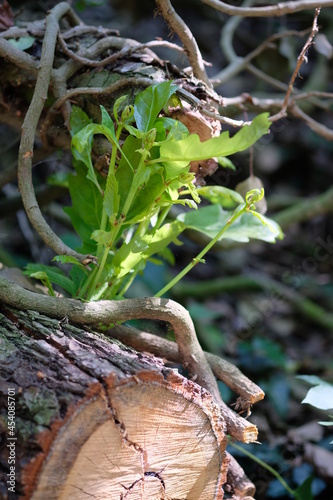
{"left": 25, "top": 81, "right": 282, "bottom": 300}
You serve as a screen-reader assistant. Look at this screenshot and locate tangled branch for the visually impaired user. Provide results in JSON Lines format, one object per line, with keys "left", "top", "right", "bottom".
{"left": 202, "top": 0, "right": 333, "bottom": 17}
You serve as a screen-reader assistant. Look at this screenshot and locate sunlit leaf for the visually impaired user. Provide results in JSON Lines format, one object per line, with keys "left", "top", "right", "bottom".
{"left": 159, "top": 113, "right": 271, "bottom": 167}
{"left": 134, "top": 81, "right": 178, "bottom": 132}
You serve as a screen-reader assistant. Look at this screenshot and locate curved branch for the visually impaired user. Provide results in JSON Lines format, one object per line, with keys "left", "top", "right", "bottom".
{"left": 0, "top": 276, "right": 220, "bottom": 404}
{"left": 0, "top": 37, "right": 38, "bottom": 75}
{"left": 155, "top": 0, "right": 211, "bottom": 87}
{"left": 202, "top": 0, "right": 333, "bottom": 17}
{"left": 0, "top": 275, "right": 259, "bottom": 442}
{"left": 17, "top": 2, "right": 86, "bottom": 260}
{"left": 109, "top": 324, "right": 264, "bottom": 404}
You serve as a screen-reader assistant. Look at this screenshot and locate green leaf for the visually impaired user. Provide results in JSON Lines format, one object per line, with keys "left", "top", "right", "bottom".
{"left": 197, "top": 186, "right": 244, "bottom": 209}
{"left": 112, "top": 221, "right": 185, "bottom": 279}
{"left": 8, "top": 36, "right": 35, "bottom": 51}
{"left": 154, "top": 117, "right": 188, "bottom": 141}
{"left": 52, "top": 255, "right": 88, "bottom": 272}
{"left": 104, "top": 172, "right": 120, "bottom": 218}
{"left": 301, "top": 383, "right": 333, "bottom": 410}
{"left": 294, "top": 477, "right": 313, "bottom": 500}
{"left": 126, "top": 172, "right": 164, "bottom": 224}
{"left": 249, "top": 210, "right": 284, "bottom": 239}
{"left": 70, "top": 106, "right": 92, "bottom": 136}
{"left": 177, "top": 205, "right": 282, "bottom": 243}
{"left": 134, "top": 81, "right": 178, "bottom": 132}
{"left": 29, "top": 272, "right": 55, "bottom": 296}
{"left": 217, "top": 157, "right": 236, "bottom": 170}
{"left": 24, "top": 264, "right": 76, "bottom": 296}
{"left": 159, "top": 113, "right": 271, "bottom": 167}
{"left": 113, "top": 95, "right": 128, "bottom": 123}
{"left": 123, "top": 124, "right": 144, "bottom": 139}
{"left": 64, "top": 169, "right": 103, "bottom": 252}
{"left": 71, "top": 120, "right": 118, "bottom": 192}
{"left": 91, "top": 229, "right": 114, "bottom": 247}
{"left": 100, "top": 105, "right": 115, "bottom": 134}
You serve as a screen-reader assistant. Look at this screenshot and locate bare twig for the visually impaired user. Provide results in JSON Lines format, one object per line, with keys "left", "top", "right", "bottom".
{"left": 51, "top": 76, "right": 155, "bottom": 112}
{"left": 215, "top": 27, "right": 311, "bottom": 85}
{"left": 17, "top": 3, "right": 88, "bottom": 261}
{"left": 271, "top": 8, "right": 321, "bottom": 122}
{"left": 202, "top": 0, "right": 333, "bottom": 17}
{"left": 155, "top": 0, "right": 211, "bottom": 87}
{"left": 0, "top": 37, "right": 38, "bottom": 75}
{"left": 58, "top": 34, "right": 184, "bottom": 68}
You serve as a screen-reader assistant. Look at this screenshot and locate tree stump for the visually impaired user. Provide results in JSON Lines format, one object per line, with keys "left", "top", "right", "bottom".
{"left": 0, "top": 305, "right": 230, "bottom": 499}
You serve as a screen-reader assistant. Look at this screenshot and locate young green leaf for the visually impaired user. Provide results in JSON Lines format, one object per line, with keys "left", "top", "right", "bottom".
{"left": 100, "top": 105, "right": 116, "bottom": 134}
{"left": 112, "top": 221, "right": 185, "bottom": 279}
{"left": 113, "top": 95, "right": 128, "bottom": 123}
{"left": 158, "top": 113, "right": 271, "bottom": 167}
{"left": 24, "top": 264, "right": 76, "bottom": 296}
{"left": 28, "top": 272, "right": 55, "bottom": 296}
{"left": 104, "top": 171, "right": 120, "bottom": 218}
{"left": 197, "top": 186, "right": 245, "bottom": 209}
{"left": 70, "top": 106, "right": 92, "bottom": 136}
{"left": 52, "top": 255, "right": 89, "bottom": 272}
{"left": 91, "top": 229, "right": 114, "bottom": 247}
{"left": 134, "top": 81, "right": 178, "bottom": 132}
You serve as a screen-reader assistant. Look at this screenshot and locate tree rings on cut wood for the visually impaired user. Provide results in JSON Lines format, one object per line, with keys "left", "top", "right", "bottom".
{"left": 0, "top": 307, "right": 228, "bottom": 499}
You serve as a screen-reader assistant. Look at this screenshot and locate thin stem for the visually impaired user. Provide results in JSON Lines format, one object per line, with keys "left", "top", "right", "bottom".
{"left": 228, "top": 439, "right": 296, "bottom": 497}
{"left": 155, "top": 203, "right": 246, "bottom": 297}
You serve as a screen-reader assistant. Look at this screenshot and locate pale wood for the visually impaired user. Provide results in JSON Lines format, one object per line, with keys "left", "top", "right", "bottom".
{"left": 1, "top": 306, "right": 239, "bottom": 499}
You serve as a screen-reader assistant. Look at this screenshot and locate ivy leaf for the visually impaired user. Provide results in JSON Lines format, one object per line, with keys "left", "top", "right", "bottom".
{"left": 177, "top": 205, "right": 282, "bottom": 243}
{"left": 159, "top": 113, "right": 271, "bottom": 167}
{"left": 197, "top": 186, "right": 244, "bottom": 210}
{"left": 134, "top": 81, "right": 178, "bottom": 132}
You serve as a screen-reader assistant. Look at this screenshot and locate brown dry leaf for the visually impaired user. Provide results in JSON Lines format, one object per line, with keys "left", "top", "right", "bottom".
{"left": 0, "top": 0, "right": 14, "bottom": 31}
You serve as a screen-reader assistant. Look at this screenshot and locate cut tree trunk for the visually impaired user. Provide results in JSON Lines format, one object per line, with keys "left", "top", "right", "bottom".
{"left": 0, "top": 304, "right": 234, "bottom": 499}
